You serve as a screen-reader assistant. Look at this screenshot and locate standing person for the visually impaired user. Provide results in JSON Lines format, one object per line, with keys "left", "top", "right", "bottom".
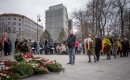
{"left": 4, "top": 38, "right": 9, "bottom": 56}
{"left": 54, "top": 41, "right": 58, "bottom": 54}
{"left": 78, "top": 41, "right": 82, "bottom": 54}
{"left": 33, "top": 41, "right": 38, "bottom": 54}
{"left": 102, "top": 36, "right": 112, "bottom": 60}
{"left": 124, "top": 37, "right": 129, "bottom": 57}
{"left": 117, "top": 39, "right": 122, "bottom": 57}
{"left": 8, "top": 39, "right": 12, "bottom": 55}
{"left": 67, "top": 30, "right": 76, "bottom": 65}
{"left": 44, "top": 40, "right": 49, "bottom": 55}
{"left": 110, "top": 38, "right": 113, "bottom": 55}
{"left": 112, "top": 39, "right": 118, "bottom": 59}
{"left": 0, "top": 39, "right": 3, "bottom": 57}
{"left": 75, "top": 40, "right": 79, "bottom": 55}
{"left": 95, "top": 35, "right": 102, "bottom": 61}
{"left": 15, "top": 39, "right": 19, "bottom": 48}
{"left": 84, "top": 34, "right": 96, "bottom": 63}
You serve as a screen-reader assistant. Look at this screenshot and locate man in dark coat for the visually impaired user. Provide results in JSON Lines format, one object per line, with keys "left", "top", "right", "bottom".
{"left": 67, "top": 30, "right": 76, "bottom": 65}
{"left": 15, "top": 39, "right": 19, "bottom": 48}
{"left": 95, "top": 35, "right": 102, "bottom": 61}
{"left": 124, "top": 38, "right": 129, "bottom": 57}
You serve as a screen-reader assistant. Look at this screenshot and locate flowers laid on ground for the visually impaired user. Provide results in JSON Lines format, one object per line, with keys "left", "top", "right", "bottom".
{"left": 0, "top": 60, "right": 20, "bottom": 80}
{"left": 0, "top": 40, "right": 64, "bottom": 80}
{"left": 102, "top": 37, "right": 112, "bottom": 53}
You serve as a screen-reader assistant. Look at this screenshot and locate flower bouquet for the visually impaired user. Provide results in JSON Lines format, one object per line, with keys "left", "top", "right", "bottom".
{"left": 102, "top": 37, "right": 112, "bottom": 54}
{"left": 84, "top": 38, "right": 94, "bottom": 52}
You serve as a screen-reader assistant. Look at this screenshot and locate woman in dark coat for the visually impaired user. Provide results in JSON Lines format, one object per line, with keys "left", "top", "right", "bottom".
{"left": 4, "top": 38, "right": 9, "bottom": 56}
{"left": 8, "top": 39, "right": 12, "bottom": 55}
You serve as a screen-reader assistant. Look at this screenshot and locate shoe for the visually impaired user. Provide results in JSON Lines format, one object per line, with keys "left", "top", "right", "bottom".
{"left": 71, "top": 62, "right": 75, "bottom": 65}
{"left": 88, "top": 61, "right": 91, "bottom": 63}
{"left": 67, "top": 62, "right": 71, "bottom": 64}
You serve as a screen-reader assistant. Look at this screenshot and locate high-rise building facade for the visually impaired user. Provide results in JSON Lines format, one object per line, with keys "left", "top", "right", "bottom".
{"left": 45, "top": 4, "right": 68, "bottom": 41}
{"left": 0, "top": 13, "right": 43, "bottom": 47}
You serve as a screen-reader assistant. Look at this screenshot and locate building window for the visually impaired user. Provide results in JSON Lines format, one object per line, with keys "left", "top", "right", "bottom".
{"left": 19, "top": 18, "right": 21, "bottom": 21}
{"left": 13, "top": 22, "right": 16, "bottom": 25}
{"left": 2, "top": 18, "right": 4, "bottom": 20}
{"left": 19, "top": 23, "right": 21, "bottom": 26}
{"left": 19, "top": 33, "right": 21, "bottom": 36}
{"left": 8, "top": 18, "right": 11, "bottom": 20}
{"left": 19, "top": 27, "right": 21, "bottom": 31}
{"left": 13, "top": 27, "right": 16, "bottom": 33}
{"left": 8, "top": 22, "right": 11, "bottom": 25}
{"left": 8, "top": 27, "right": 11, "bottom": 33}
{"left": 2, "top": 22, "right": 4, "bottom": 26}
{"left": 13, "top": 18, "right": 16, "bottom": 20}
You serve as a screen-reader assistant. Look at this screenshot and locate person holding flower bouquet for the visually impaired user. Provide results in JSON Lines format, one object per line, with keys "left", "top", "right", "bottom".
{"left": 102, "top": 36, "right": 112, "bottom": 60}
{"left": 84, "top": 34, "right": 96, "bottom": 63}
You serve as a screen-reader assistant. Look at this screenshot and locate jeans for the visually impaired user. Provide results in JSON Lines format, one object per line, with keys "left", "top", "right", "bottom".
{"left": 68, "top": 47, "right": 75, "bottom": 64}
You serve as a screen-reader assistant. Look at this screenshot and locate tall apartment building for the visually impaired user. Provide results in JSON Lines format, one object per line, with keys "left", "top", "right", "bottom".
{"left": 45, "top": 4, "right": 68, "bottom": 41}
{"left": 0, "top": 13, "right": 43, "bottom": 47}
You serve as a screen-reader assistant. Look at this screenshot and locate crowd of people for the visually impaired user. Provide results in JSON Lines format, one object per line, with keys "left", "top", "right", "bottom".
{"left": 66, "top": 30, "right": 130, "bottom": 65}
{"left": 0, "top": 30, "right": 130, "bottom": 66}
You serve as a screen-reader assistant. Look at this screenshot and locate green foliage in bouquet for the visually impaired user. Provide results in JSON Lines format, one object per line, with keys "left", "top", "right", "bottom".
{"left": 0, "top": 72, "right": 20, "bottom": 80}
{"left": 10, "top": 61, "right": 18, "bottom": 66}
{"left": 9, "top": 62, "right": 34, "bottom": 78}
{"left": 14, "top": 52, "right": 24, "bottom": 62}
{"left": 46, "top": 62, "right": 63, "bottom": 72}
{"left": 33, "top": 66, "right": 48, "bottom": 75}
{"left": 5, "top": 73, "right": 21, "bottom": 80}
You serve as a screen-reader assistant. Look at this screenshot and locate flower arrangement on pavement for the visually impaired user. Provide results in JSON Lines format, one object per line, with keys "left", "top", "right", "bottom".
{"left": 0, "top": 40, "right": 64, "bottom": 80}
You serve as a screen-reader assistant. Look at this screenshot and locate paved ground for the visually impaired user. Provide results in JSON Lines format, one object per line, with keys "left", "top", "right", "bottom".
{"left": 0, "top": 54, "right": 130, "bottom": 80}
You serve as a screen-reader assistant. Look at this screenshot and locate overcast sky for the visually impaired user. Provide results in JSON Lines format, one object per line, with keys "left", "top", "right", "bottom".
{"left": 0, "top": 0, "right": 88, "bottom": 27}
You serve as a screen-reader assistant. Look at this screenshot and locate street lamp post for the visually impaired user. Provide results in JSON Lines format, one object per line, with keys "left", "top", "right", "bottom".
{"left": 37, "top": 14, "right": 41, "bottom": 42}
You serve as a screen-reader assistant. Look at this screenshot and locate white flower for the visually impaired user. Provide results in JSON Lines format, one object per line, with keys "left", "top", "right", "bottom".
{"left": 6, "top": 75, "right": 9, "bottom": 78}
{"left": 6, "top": 67, "right": 9, "bottom": 70}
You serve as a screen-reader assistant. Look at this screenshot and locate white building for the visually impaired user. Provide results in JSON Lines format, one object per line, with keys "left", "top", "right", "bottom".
{"left": 45, "top": 4, "right": 68, "bottom": 41}
{"left": 0, "top": 13, "right": 43, "bottom": 47}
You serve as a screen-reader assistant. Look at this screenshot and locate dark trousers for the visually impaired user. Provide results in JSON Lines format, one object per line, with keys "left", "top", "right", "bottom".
{"left": 0, "top": 51, "right": 2, "bottom": 57}
{"left": 123, "top": 49, "right": 127, "bottom": 57}
{"left": 75, "top": 47, "right": 78, "bottom": 54}
{"left": 95, "top": 50, "right": 100, "bottom": 61}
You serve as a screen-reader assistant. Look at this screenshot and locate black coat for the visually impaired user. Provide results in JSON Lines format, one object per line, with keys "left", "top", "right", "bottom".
{"left": 4, "top": 41, "right": 9, "bottom": 53}
{"left": 67, "top": 34, "right": 76, "bottom": 48}
{"left": 124, "top": 40, "right": 129, "bottom": 50}
{"left": 95, "top": 38, "right": 102, "bottom": 51}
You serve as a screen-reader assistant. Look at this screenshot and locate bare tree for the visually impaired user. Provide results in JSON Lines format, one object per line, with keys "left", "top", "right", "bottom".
{"left": 112, "top": 0, "right": 130, "bottom": 38}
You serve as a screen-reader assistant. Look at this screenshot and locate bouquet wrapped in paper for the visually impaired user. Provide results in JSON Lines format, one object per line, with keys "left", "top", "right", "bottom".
{"left": 84, "top": 38, "right": 94, "bottom": 52}
{"left": 102, "top": 37, "right": 112, "bottom": 54}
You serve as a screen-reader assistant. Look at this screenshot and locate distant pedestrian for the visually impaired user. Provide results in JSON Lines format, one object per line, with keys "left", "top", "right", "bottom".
{"left": 8, "top": 39, "right": 12, "bottom": 55}
{"left": 124, "top": 38, "right": 129, "bottom": 57}
{"left": 54, "top": 41, "right": 58, "bottom": 54}
{"left": 95, "top": 35, "right": 102, "bottom": 61}
{"left": 15, "top": 39, "right": 19, "bottom": 48}
{"left": 4, "top": 38, "right": 9, "bottom": 56}
{"left": 67, "top": 30, "right": 76, "bottom": 65}
{"left": 75, "top": 40, "right": 79, "bottom": 54}
{"left": 33, "top": 41, "right": 38, "bottom": 54}
{"left": 112, "top": 39, "right": 118, "bottom": 59}
{"left": 0, "top": 39, "right": 3, "bottom": 57}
